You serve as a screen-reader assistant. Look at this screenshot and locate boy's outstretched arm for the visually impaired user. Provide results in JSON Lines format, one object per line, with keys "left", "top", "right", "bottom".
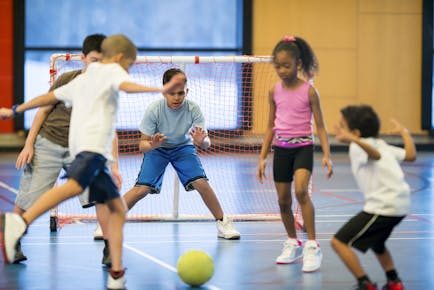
{"left": 119, "top": 74, "right": 186, "bottom": 94}
{"left": 334, "top": 124, "right": 381, "bottom": 160}
{"left": 0, "top": 92, "right": 58, "bottom": 120}
{"left": 389, "top": 118, "right": 416, "bottom": 161}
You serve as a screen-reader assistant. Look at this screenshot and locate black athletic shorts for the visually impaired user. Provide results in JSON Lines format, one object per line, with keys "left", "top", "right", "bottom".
{"left": 273, "top": 144, "right": 313, "bottom": 183}
{"left": 334, "top": 211, "right": 405, "bottom": 253}
{"left": 64, "top": 151, "right": 120, "bottom": 204}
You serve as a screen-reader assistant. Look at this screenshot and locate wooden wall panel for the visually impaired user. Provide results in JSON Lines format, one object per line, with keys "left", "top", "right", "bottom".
{"left": 252, "top": 0, "right": 423, "bottom": 134}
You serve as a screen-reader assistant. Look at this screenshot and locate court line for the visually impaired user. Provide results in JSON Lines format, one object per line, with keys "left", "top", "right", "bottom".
{"left": 124, "top": 243, "right": 222, "bottom": 290}
{"left": 0, "top": 180, "right": 18, "bottom": 194}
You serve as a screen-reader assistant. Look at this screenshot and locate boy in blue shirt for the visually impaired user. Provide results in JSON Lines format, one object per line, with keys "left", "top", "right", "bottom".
{"left": 122, "top": 68, "right": 240, "bottom": 239}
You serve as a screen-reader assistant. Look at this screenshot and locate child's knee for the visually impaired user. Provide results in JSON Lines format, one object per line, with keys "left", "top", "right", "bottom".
{"left": 294, "top": 188, "right": 309, "bottom": 203}
{"left": 330, "top": 237, "right": 344, "bottom": 250}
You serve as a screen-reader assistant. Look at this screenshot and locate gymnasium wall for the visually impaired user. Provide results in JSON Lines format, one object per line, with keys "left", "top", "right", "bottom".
{"left": 0, "top": 0, "right": 424, "bottom": 134}
{"left": 252, "top": 0, "right": 423, "bottom": 134}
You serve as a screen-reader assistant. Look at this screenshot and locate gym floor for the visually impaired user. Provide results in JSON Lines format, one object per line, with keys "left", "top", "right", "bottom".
{"left": 0, "top": 151, "right": 433, "bottom": 290}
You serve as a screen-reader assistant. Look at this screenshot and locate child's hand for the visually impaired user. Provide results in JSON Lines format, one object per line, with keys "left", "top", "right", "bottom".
{"left": 257, "top": 159, "right": 267, "bottom": 184}
{"left": 386, "top": 118, "right": 407, "bottom": 135}
{"left": 150, "top": 133, "right": 167, "bottom": 149}
{"left": 322, "top": 157, "right": 333, "bottom": 179}
{"left": 110, "top": 167, "right": 123, "bottom": 190}
{"left": 161, "top": 75, "right": 186, "bottom": 94}
{"left": 334, "top": 124, "right": 355, "bottom": 143}
{"left": 190, "top": 126, "right": 207, "bottom": 143}
{"left": 0, "top": 108, "right": 14, "bottom": 120}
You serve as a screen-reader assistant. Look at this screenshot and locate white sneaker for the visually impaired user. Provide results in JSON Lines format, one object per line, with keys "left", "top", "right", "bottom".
{"left": 275, "top": 239, "right": 303, "bottom": 264}
{"left": 302, "top": 240, "right": 322, "bottom": 272}
{"left": 0, "top": 213, "right": 27, "bottom": 264}
{"left": 107, "top": 271, "right": 127, "bottom": 290}
{"left": 94, "top": 224, "right": 103, "bottom": 240}
{"left": 216, "top": 216, "right": 240, "bottom": 240}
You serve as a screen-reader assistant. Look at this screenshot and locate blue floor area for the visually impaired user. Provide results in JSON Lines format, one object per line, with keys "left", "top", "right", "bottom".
{"left": 0, "top": 152, "right": 433, "bottom": 289}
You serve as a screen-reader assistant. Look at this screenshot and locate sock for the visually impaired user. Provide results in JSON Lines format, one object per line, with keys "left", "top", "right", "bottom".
{"left": 386, "top": 269, "right": 399, "bottom": 282}
{"left": 357, "top": 275, "right": 371, "bottom": 285}
{"left": 104, "top": 239, "right": 109, "bottom": 248}
{"left": 216, "top": 217, "right": 224, "bottom": 221}
{"left": 110, "top": 269, "right": 125, "bottom": 279}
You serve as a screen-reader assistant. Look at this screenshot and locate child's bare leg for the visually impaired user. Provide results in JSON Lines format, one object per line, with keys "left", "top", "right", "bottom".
{"left": 374, "top": 248, "right": 395, "bottom": 272}
{"left": 13, "top": 205, "right": 25, "bottom": 215}
{"left": 122, "top": 186, "right": 151, "bottom": 210}
{"left": 330, "top": 237, "right": 366, "bottom": 278}
{"left": 96, "top": 203, "right": 110, "bottom": 239}
{"left": 103, "top": 197, "right": 127, "bottom": 271}
{"left": 22, "top": 179, "right": 82, "bottom": 224}
{"left": 193, "top": 179, "right": 224, "bottom": 219}
{"left": 274, "top": 182, "right": 296, "bottom": 238}
{"left": 294, "top": 169, "right": 315, "bottom": 240}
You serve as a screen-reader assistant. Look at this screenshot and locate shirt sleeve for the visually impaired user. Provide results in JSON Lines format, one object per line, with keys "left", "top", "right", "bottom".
{"left": 190, "top": 101, "right": 207, "bottom": 132}
{"left": 386, "top": 144, "right": 406, "bottom": 162}
{"left": 139, "top": 104, "right": 158, "bottom": 136}
{"left": 349, "top": 142, "right": 368, "bottom": 170}
{"left": 52, "top": 75, "right": 82, "bottom": 107}
{"left": 110, "top": 64, "right": 131, "bottom": 91}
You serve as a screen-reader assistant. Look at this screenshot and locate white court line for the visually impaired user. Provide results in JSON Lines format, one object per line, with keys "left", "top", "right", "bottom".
{"left": 20, "top": 235, "right": 434, "bottom": 247}
{"left": 124, "top": 243, "right": 222, "bottom": 290}
{"left": 0, "top": 180, "right": 18, "bottom": 194}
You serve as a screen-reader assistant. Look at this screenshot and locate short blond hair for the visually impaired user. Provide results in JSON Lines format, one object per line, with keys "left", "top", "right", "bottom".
{"left": 101, "top": 34, "right": 137, "bottom": 61}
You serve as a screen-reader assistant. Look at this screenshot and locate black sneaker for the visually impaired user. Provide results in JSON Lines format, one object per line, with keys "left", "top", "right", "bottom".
{"left": 102, "top": 244, "right": 112, "bottom": 267}
{"left": 12, "top": 241, "right": 27, "bottom": 263}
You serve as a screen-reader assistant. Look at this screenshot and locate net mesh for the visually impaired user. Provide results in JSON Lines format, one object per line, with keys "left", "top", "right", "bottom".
{"left": 50, "top": 55, "right": 307, "bottom": 222}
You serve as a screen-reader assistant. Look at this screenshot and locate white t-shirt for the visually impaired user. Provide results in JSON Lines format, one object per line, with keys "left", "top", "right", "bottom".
{"left": 54, "top": 62, "right": 130, "bottom": 162}
{"left": 349, "top": 138, "right": 410, "bottom": 216}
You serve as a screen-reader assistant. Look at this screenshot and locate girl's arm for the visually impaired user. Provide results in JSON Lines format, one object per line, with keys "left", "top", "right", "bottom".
{"left": 257, "top": 89, "right": 276, "bottom": 183}
{"left": 309, "top": 87, "right": 333, "bottom": 178}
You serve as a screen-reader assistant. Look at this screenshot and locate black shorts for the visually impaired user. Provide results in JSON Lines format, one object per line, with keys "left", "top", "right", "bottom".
{"left": 64, "top": 151, "right": 120, "bottom": 204}
{"left": 334, "top": 211, "right": 405, "bottom": 253}
{"left": 273, "top": 144, "right": 313, "bottom": 183}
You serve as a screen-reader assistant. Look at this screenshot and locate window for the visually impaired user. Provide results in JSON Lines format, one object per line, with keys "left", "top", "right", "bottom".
{"left": 20, "top": 0, "right": 249, "bottom": 129}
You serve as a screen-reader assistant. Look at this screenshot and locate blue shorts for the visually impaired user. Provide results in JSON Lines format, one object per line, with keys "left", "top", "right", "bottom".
{"left": 136, "top": 145, "right": 207, "bottom": 193}
{"left": 64, "top": 151, "right": 120, "bottom": 204}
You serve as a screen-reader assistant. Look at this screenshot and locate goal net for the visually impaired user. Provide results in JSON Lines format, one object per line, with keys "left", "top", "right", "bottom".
{"left": 49, "top": 54, "right": 308, "bottom": 222}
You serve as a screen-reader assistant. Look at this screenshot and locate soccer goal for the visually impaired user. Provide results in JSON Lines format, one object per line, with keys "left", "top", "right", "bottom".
{"left": 48, "top": 54, "right": 309, "bottom": 226}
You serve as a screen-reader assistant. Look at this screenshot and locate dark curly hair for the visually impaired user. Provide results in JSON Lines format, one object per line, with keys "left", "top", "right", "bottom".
{"left": 272, "top": 36, "right": 319, "bottom": 79}
{"left": 340, "top": 105, "right": 380, "bottom": 138}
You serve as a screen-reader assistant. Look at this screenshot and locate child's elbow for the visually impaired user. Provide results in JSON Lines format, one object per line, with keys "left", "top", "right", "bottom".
{"left": 405, "top": 152, "right": 417, "bottom": 162}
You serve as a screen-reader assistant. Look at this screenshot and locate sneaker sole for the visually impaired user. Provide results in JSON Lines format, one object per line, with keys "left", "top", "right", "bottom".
{"left": 218, "top": 234, "right": 240, "bottom": 240}
{"left": 302, "top": 266, "right": 321, "bottom": 272}
{"left": 276, "top": 254, "right": 303, "bottom": 264}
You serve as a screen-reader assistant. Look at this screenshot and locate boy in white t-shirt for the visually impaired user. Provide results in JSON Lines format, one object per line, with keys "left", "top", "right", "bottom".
{"left": 332, "top": 105, "right": 416, "bottom": 290}
{"left": 0, "top": 34, "right": 184, "bottom": 290}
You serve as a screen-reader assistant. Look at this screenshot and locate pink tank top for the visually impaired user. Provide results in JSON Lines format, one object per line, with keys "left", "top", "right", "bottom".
{"left": 273, "top": 81, "right": 313, "bottom": 148}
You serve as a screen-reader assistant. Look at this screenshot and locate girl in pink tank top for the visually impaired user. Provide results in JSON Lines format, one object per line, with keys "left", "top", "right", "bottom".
{"left": 257, "top": 36, "right": 333, "bottom": 272}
